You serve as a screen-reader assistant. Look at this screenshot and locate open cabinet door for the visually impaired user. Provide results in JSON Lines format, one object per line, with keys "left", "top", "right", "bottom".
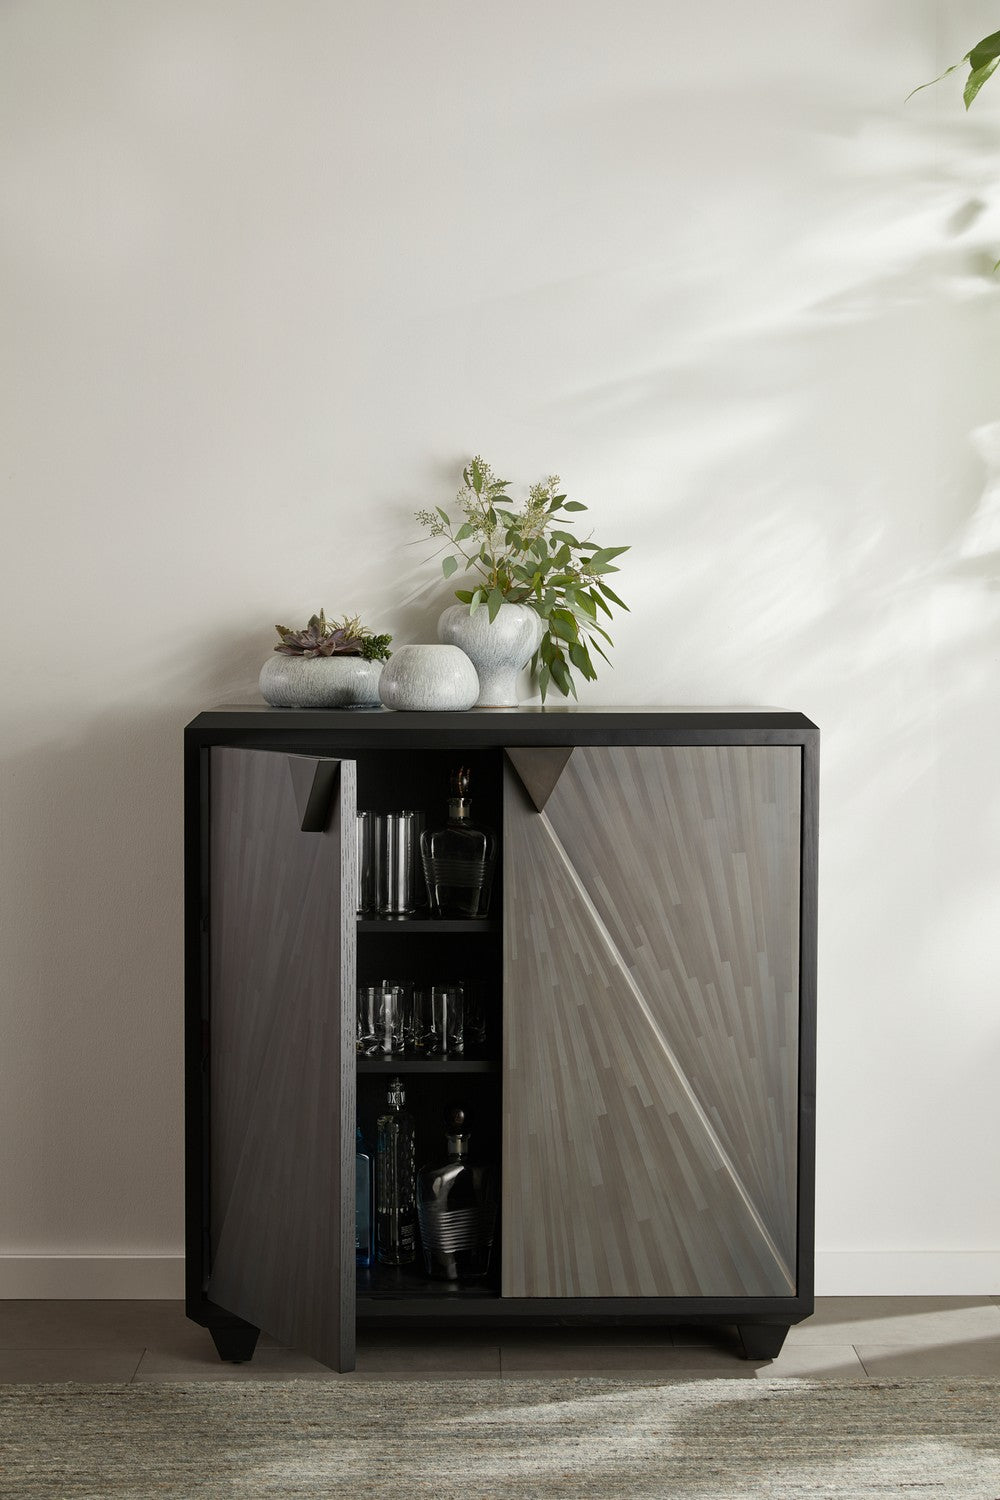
{"left": 206, "top": 748, "right": 356, "bottom": 1371}
{"left": 502, "top": 744, "right": 801, "bottom": 1300}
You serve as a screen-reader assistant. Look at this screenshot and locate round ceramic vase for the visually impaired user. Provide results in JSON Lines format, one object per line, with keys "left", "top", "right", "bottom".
{"left": 258, "top": 654, "right": 383, "bottom": 710}
{"left": 377, "top": 644, "right": 479, "bottom": 712}
{"left": 437, "top": 602, "right": 543, "bottom": 708}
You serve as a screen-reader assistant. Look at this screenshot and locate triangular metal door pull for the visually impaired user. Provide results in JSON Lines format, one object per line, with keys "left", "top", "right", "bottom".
{"left": 505, "top": 747, "right": 574, "bottom": 812}
{"left": 286, "top": 756, "right": 341, "bottom": 832}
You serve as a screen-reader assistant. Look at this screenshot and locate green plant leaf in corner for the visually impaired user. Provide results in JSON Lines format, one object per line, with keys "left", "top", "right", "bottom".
{"left": 442, "top": 555, "right": 459, "bottom": 579}
{"left": 487, "top": 586, "right": 505, "bottom": 622}
{"left": 966, "top": 55, "right": 1000, "bottom": 109}
{"left": 469, "top": 588, "right": 484, "bottom": 615}
{"left": 907, "top": 30, "right": 1000, "bottom": 106}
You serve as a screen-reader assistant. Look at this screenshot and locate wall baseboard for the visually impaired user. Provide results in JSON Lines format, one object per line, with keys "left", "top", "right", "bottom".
{"left": 1, "top": 1252, "right": 995, "bottom": 1299}
{"left": 0, "top": 1257, "right": 185, "bottom": 1298}
{"left": 816, "top": 1251, "right": 1000, "bottom": 1296}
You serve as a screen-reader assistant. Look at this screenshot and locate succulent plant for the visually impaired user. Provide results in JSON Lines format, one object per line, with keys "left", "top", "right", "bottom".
{"left": 273, "top": 610, "right": 392, "bottom": 661}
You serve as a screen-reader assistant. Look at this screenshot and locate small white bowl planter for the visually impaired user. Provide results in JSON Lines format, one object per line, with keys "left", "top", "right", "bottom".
{"left": 259, "top": 655, "right": 383, "bottom": 709}
{"left": 377, "top": 645, "right": 479, "bottom": 711}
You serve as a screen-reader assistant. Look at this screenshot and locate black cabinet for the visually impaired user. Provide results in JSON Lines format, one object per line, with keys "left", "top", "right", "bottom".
{"left": 185, "top": 707, "right": 818, "bottom": 1371}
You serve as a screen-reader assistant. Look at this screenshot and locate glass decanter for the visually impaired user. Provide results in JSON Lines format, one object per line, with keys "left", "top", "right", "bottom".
{"left": 420, "top": 766, "right": 496, "bottom": 919}
{"left": 416, "top": 1106, "right": 498, "bottom": 1281}
{"left": 376, "top": 1077, "right": 417, "bottom": 1266}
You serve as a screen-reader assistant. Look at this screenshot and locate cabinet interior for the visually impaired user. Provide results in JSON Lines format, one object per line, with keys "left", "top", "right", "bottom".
{"left": 355, "top": 746, "right": 504, "bottom": 1302}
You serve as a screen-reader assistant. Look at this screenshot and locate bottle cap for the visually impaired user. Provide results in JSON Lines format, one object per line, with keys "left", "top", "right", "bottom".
{"left": 450, "top": 766, "right": 472, "bottom": 798}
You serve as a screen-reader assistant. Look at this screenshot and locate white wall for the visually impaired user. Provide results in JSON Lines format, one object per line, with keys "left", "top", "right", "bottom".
{"left": 2, "top": 1, "right": 999, "bottom": 1296}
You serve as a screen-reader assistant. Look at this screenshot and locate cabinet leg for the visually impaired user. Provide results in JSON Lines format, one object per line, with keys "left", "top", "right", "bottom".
{"left": 737, "top": 1322, "right": 789, "bottom": 1361}
{"left": 209, "top": 1323, "right": 260, "bottom": 1364}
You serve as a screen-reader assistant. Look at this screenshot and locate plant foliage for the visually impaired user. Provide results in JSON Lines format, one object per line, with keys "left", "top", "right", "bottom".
{"left": 274, "top": 610, "right": 392, "bottom": 660}
{"left": 909, "top": 28, "right": 1000, "bottom": 109}
{"left": 416, "top": 456, "right": 629, "bottom": 701}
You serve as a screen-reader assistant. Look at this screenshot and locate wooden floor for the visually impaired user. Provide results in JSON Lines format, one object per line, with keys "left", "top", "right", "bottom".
{"left": 1, "top": 1298, "right": 999, "bottom": 1381}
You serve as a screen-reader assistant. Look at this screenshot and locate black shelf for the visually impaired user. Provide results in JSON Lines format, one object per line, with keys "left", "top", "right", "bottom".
{"left": 357, "top": 1262, "right": 500, "bottom": 1300}
{"left": 357, "top": 918, "right": 499, "bottom": 934}
{"left": 357, "top": 1057, "right": 499, "bottom": 1074}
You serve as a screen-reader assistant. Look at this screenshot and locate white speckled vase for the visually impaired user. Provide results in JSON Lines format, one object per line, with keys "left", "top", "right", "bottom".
{"left": 377, "top": 644, "right": 480, "bottom": 712}
{"left": 437, "top": 602, "right": 544, "bottom": 708}
{"left": 258, "top": 654, "right": 383, "bottom": 709}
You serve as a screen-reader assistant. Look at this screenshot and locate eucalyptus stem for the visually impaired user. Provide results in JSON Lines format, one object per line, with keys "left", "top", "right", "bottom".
{"left": 415, "top": 456, "right": 629, "bottom": 702}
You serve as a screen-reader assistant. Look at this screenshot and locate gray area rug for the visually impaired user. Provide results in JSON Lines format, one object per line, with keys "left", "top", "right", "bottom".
{"left": 1, "top": 1379, "right": 998, "bottom": 1499}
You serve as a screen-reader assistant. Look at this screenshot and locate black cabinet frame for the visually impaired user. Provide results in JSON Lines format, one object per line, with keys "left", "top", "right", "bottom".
{"left": 184, "top": 706, "right": 818, "bottom": 1365}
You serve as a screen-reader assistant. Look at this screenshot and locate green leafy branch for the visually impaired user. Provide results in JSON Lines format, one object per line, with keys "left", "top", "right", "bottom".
{"left": 909, "top": 28, "right": 1000, "bottom": 110}
{"left": 416, "top": 456, "right": 629, "bottom": 702}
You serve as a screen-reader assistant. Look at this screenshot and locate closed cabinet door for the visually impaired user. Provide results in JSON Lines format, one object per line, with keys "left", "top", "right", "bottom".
{"left": 502, "top": 744, "right": 801, "bottom": 1299}
{"left": 206, "top": 748, "right": 357, "bottom": 1370}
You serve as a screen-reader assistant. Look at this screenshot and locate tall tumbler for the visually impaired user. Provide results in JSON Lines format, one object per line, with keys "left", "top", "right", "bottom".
{"left": 356, "top": 811, "right": 379, "bottom": 916}
{"left": 380, "top": 811, "right": 421, "bottom": 916}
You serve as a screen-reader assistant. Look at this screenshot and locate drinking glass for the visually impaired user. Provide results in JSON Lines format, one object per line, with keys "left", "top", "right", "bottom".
{"left": 356, "top": 985, "right": 381, "bottom": 1056}
{"left": 356, "top": 811, "right": 379, "bottom": 916}
{"left": 416, "top": 983, "right": 464, "bottom": 1057}
{"left": 464, "top": 985, "right": 486, "bottom": 1049}
{"left": 379, "top": 812, "right": 422, "bottom": 916}
{"left": 382, "top": 978, "right": 416, "bottom": 1052}
{"left": 376, "top": 983, "right": 407, "bottom": 1056}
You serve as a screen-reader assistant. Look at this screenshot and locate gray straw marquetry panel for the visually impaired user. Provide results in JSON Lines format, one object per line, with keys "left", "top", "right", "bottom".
{"left": 207, "top": 749, "right": 356, "bottom": 1370}
{"left": 502, "top": 744, "right": 801, "bottom": 1299}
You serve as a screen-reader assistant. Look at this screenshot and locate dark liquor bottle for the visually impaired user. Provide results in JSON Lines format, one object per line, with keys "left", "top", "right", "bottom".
{"left": 355, "top": 1126, "right": 373, "bottom": 1269}
{"left": 420, "top": 766, "right": 496, "bottom": 919}
{"left": 416, "top": 1106, "right": 498, "bottom": 1281}
{"left": 376, "top": 1077, "right": 416, "bottom": 1266}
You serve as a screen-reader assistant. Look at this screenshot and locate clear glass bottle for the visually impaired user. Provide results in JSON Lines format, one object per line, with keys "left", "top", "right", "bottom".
{"left": 416, "top": 1106, "right": 498, "bottom": 1281}
{"left": 376, "top": 1077, "right": 417, "bottom": 1266}
{"left": 355, "top": 1126, "right": 373, "bottom": 1269}
{"left": 420, "top": 766, "right": 497, "bottom": 919}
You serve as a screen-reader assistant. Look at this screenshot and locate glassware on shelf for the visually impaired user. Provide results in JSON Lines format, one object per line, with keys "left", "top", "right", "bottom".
{"left": 376, "top": 1077, "right": 417, "bottom": 1265}
{"left": 464, "top": 983, "right": 486, "bottom": 1049}
{"left": 413, "top": 983, "right": 464, "bottom": 1057}
{"left": 416, "top": 1105, "right": 498, "bottom": 1281}
{"left": 356, "top": 985, "right": 380, "bottom": 1056}
{"left": 420, "top": 767, "right": 496, "bottom": 919}
{"left": 355, "top": 1126, "right": 373, "bottom": 1268}
{"left": 357, "top": 982, "right": 410, "bottom": 1057}
{"left": 356, "top": 811, "right": 379, "bottom": 916}
{"left": 379, "top": 811, "right": 426, "bottom": 916}
{"left": 382, "top": 978, "right": 416, "bottom": 1052}
{"left": 431, "top": 985, "right": 464, "bottom": 1056}
{"left": 379, "top": 984, "right": 408, "bottom": 1056}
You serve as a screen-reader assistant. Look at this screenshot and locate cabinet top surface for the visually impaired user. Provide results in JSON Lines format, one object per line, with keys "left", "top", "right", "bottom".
{"left": 186, "top": 704, "right": 818, "bottom": 741}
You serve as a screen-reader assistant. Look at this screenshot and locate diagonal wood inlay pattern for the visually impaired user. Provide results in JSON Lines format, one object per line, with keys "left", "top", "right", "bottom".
{"left": 207, "top": 749, "right": 356, "bottom": 1370}
{"left": 502, "top": 745, "right": 801, "bottom": 1299}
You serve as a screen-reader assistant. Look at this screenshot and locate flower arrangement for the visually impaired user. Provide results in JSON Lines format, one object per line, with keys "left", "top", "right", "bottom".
{"left": 416, "top": 457, "right": 628, "bottom": 701}
{"left": 273, "top": 610, "right": 392, "bottom": 661}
